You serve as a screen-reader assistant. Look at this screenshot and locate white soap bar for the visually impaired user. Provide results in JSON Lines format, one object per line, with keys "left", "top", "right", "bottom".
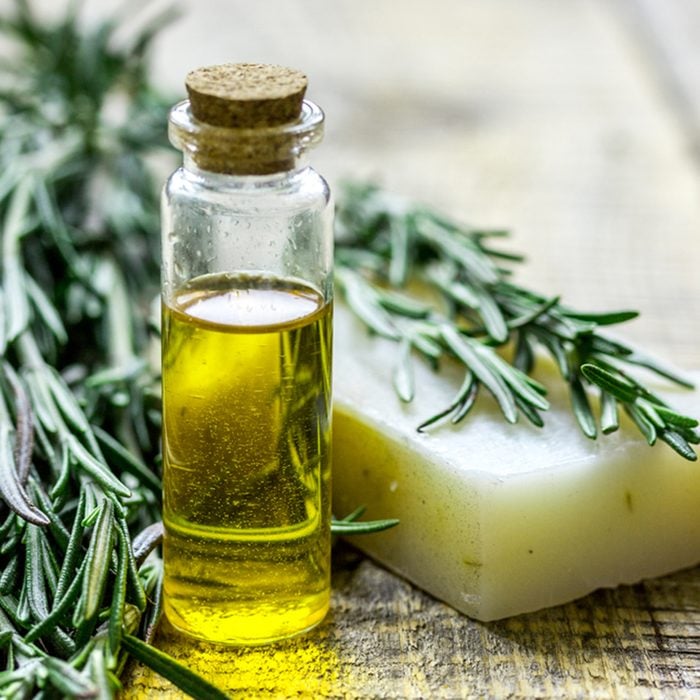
{"left": 332, "top": 305, "right": 700, "bottom": 621}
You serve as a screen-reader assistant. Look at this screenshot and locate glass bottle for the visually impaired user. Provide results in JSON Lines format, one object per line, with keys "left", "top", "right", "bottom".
{"left": 160, "top": 64, "right": 333, "bottom": 645}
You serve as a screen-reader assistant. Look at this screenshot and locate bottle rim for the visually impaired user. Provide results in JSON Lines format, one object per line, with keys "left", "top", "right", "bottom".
{"left": 168, "top": 99, "right": 325, "bottom": 175}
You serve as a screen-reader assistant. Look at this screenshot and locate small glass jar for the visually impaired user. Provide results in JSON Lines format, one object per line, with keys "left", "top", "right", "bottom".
{"left": 160, "top": 65, "right": 333, "bottom": 645}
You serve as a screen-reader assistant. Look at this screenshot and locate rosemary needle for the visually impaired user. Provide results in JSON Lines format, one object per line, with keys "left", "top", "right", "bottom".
{"left": 122, "top": 634, "right": 231, "bottom": 700}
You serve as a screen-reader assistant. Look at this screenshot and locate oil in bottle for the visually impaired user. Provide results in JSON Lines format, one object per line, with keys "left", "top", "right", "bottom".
{"left": 162, "top": 273, "right": 332, "bottom": 644}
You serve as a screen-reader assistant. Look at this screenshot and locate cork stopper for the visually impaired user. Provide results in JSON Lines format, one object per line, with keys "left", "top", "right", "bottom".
{"left": 169, "top": 63, "right": 323, "bottom": 175}
{"left": 185, "top": 63, "right": 308, "bottom": 128}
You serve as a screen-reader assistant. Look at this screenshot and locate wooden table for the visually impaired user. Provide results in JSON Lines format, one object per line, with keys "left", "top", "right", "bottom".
{"left": 122, "top": 0, "right": 700, "bottom": 696}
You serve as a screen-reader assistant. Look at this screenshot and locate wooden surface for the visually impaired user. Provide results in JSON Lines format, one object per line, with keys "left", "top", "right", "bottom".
{"left": 116, "top": 0, "right": 700, "bottom": 696}
{"left": 123, "top": 545, "right": 700, "bottom": 699}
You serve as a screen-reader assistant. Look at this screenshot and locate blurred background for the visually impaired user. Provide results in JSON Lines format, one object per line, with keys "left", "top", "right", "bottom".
{"left": 3, "top": 0, "right": 699, "bottom": 368}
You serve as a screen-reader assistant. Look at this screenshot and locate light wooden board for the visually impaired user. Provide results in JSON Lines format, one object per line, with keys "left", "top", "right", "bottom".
{"left": 110, "top": 0, "right": 700, "bottom": 696}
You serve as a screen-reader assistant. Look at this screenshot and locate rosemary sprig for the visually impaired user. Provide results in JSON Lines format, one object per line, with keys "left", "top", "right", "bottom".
{"left": 335, "top": 183, "right": 698, "bottom": 460}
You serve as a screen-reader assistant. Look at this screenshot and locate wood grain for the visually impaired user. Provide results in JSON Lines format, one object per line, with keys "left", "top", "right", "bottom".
{"left": 123, "top": 544, "right": 700, "bottom": 698}
{"left": 115, "top": 0, "right": 700, "bottom": 696}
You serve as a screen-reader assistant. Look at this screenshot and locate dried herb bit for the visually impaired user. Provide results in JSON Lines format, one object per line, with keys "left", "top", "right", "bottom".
{"left": 335, "top": 183, "right": 697, "bottom": 461}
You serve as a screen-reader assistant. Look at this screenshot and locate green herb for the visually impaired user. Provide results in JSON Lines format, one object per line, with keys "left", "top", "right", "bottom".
{"left": 335, "top": 183, "right": 698, "bottom": 460}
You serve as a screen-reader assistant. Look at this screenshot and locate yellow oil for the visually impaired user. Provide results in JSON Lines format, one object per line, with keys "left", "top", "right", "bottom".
{"left": 161, "top": 272, "right": 332, "bottom": 645}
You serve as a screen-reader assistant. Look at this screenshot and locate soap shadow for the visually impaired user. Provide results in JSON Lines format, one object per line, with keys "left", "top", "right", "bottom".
{"left": 329, "top": 544, "right": 700, "bottom": 694}
{"left": 481, "top": 564, "right": 700, "bottom": 677}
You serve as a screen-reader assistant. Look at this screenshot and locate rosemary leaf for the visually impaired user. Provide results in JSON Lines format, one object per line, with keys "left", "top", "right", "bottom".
{"left": 417, "top": 371, "right": 477, "bottom": 432}
{"left": 508, "top": 295, "right": 560, "bottom": 330}
{"left": 569, "top": 375, "right": 597, "bottom": 439}
{"left": 121, "top": 634, "right": 231, "bottom": 700}
{"left": 417, "top": 401, "right": 462, "bottom": 433}
{"left": 623, "top": 349, "right": 695, "bottom": 389}
{"left": 653, "top": 405, "right": 699, "bottom": 429}
{"left": 579, "top": 363, "right": 638, "bottom": 404}
{"left": 93, "top": 425, "right": 161, "bottom": 493}
{"left": 0, "top": 423, "right": 49, "bottom": 526}
{"left": 559, "top": 307, "right": 639, "bottom": 325}
{"left": 67, "top": 437, "right": 131, "bottom": 498}
{"left": 2, "top": 179, "right": 33, "bottom": 342}
{"left": 636, "top": 399, "right": 666, "bottom": 430}
{"left": 331, "top": 518, "right": 401, "bottom": 535}
{"left": 440, "top": 325, "right": 518, "bottom": 423}
{"left": 331, "top": 507, "right": 399, "bottom": 534}
{"left": 513, "top": 330, "right": 536, "bottom": 374}
{"left": 626, "top": 404, "right": 657, "bottom": 446}
{"left": 79, "top": 498, "right": 114, "bottom": 624}
{"left": 336, "top": 268, "right": 400, "bottom": 340}
{"left": 388, "top": 216, "right": 410, "bottom": 286}
{"left": 408, "top": 333, "right": 442, "bottom": 365}
{"left": 53, "top": 489, "right": 86, "bottom": 601}
{"left": 108, "top": 524, "right": 129, "bottom": 658}
{"left": 392, "top": 338, "right": 415, "bottom": 403}
{"left": 117, "top": 518, "right": 147, "bottom": 612}
{"left": 24, "top": 274, "right": 68, "bottom": 344}
{"left": 334, "top": 504, "right": 366, "bottom": 522}
{"left": 142, "top": 573, "right": 164, "bottom": 645}
{"left": 660, "top": 430, "right": 698, "bottom": 461}
{"left": 377, "top": 289, "right": 431, "bottom": 319}
{"left": 514, "top": 394, "right": 545, "bottom": 428}
{"left": 5, "top": 365, "right": 34, "bottom": 483}
{"left": 451, "top": 375, "right": 479, "bottom": 424}
{"left": 0, "top": 556, "right": 18, "bottom": 595}
{"left": 600, "top": 390, "right": 620, "bottom": 434}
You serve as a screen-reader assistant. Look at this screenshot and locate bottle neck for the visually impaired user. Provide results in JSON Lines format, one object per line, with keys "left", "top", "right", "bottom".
{"left": 181, "top": 153, "right": 310, "bottom": 182}
{"left": 169, "top": 99, "right": 324, "bottom": 176}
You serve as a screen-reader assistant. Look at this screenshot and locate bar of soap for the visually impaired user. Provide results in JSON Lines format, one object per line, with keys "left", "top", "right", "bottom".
{"left": 332, "top": 305, "right": 700, "bottom": 621}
